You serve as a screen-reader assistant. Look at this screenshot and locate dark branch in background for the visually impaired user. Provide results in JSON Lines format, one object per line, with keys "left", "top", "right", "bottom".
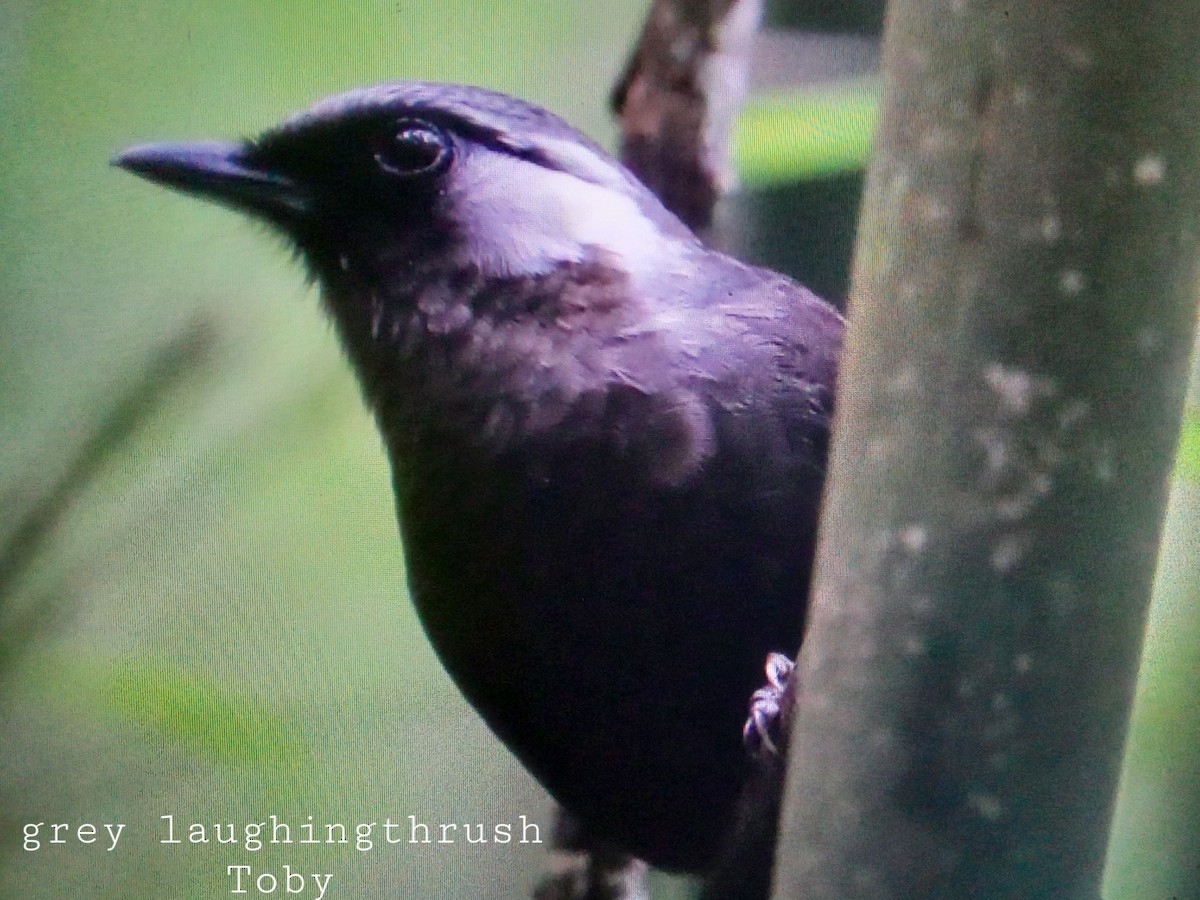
{"left": 700, "top": 690, "right": 790, "bottom": 900}
{"left": 730, "top": 0, "right": 884, "bottom": 306}
{"left": 612, "top": 0, "right": 763, "bottom": 242}
{"left": 0, "top": 318, "right": 214, "bottom": 672}
{"left": 749, "top": 30, "right": 877, "bottom": 89}
{"left": 772, "top": 1, "right": 1200, "bottom": 897}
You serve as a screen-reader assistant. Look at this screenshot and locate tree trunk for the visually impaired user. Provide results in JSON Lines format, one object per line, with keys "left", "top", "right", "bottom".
{"left": 772, "top": 1, "right": 1200, "bottom": 896}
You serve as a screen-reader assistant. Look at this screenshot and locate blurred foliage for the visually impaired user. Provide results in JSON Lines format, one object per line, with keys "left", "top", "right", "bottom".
{"left": 0, "top": 2, "right": 645, "bottom": 897}
{"left": 734, "top": 81, "right": 880, "bottom": 187}
{"left": 1175, "top": 405, "right": 1200, "bottom": 481}
{"left": 1105, "top": 392, "right": 1200, "bottom": 898}
{"left": 99, "top": 657, "right": 308, "bottom": 767}
{"left": 767, "top": 0, "right": 886, "bottom": 34}
{"left": 0, "top": 1, "right": 1196, "bottom": 898}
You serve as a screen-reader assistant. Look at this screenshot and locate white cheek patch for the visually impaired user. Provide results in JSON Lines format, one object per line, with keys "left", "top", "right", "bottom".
{"left": 448, "top": 150, "right": 683, "bottom": 282}
{"left": 536, "top": 137, "right": 642, "bottom": 196}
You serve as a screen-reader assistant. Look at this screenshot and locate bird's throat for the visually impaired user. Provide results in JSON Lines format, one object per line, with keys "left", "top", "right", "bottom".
{"left": 321, "top": 257, "right": 652, "bottom": 456}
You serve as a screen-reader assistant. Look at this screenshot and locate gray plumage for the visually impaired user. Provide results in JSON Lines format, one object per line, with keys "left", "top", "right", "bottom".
{"left": 114, "top": 81, "right": 843, "bottom": 873}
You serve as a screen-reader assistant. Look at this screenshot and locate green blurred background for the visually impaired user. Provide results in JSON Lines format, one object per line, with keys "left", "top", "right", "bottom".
{"left": 0, "top": 1, "right": 1195, "bottom": 898}
{"left": 0, "top": 3, "right": 653, "bottom": 897}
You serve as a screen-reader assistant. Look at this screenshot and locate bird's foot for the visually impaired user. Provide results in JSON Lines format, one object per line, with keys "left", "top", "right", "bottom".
{"left": 533, "top": 808, "right": 648, "bottom": 900}
{"left": 742, "top": 652, "right": 794, "bottom": 763}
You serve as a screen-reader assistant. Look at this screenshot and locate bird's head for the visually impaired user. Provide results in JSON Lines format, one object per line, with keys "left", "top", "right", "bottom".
{"left": 114, "top": 81, "right": 699, "bottom": 289}
{"left": 115, "top": 82, "right": 723, "bottom": 455}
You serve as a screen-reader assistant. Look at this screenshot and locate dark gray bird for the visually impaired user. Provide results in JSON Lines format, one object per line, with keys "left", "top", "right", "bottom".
{"left": 114, "top": 82, "right": 843, "bottom": 874}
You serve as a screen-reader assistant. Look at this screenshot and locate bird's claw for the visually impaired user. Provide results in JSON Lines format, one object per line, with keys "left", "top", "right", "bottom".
{"left": 742, "top": 652, "right": 794, "bottom": 762}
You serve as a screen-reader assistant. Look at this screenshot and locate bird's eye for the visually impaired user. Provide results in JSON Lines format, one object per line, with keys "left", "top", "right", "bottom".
{"left": 374, "top": 120, "right": 451, "bottom": 177}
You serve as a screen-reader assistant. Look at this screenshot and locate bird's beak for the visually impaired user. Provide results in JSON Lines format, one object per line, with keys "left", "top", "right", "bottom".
{"left": 112, "top": 141, "right": 311, "bottom": 220}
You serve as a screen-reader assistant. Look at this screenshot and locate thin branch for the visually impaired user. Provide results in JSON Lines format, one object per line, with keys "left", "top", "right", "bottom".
{"left": 612, "top": 0, "right": 764, "bottom": 239}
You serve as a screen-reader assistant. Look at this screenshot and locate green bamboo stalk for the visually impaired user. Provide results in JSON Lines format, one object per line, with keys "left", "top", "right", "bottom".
{"left": 771, "top": 1, "right": 1200, "bottom": 896}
